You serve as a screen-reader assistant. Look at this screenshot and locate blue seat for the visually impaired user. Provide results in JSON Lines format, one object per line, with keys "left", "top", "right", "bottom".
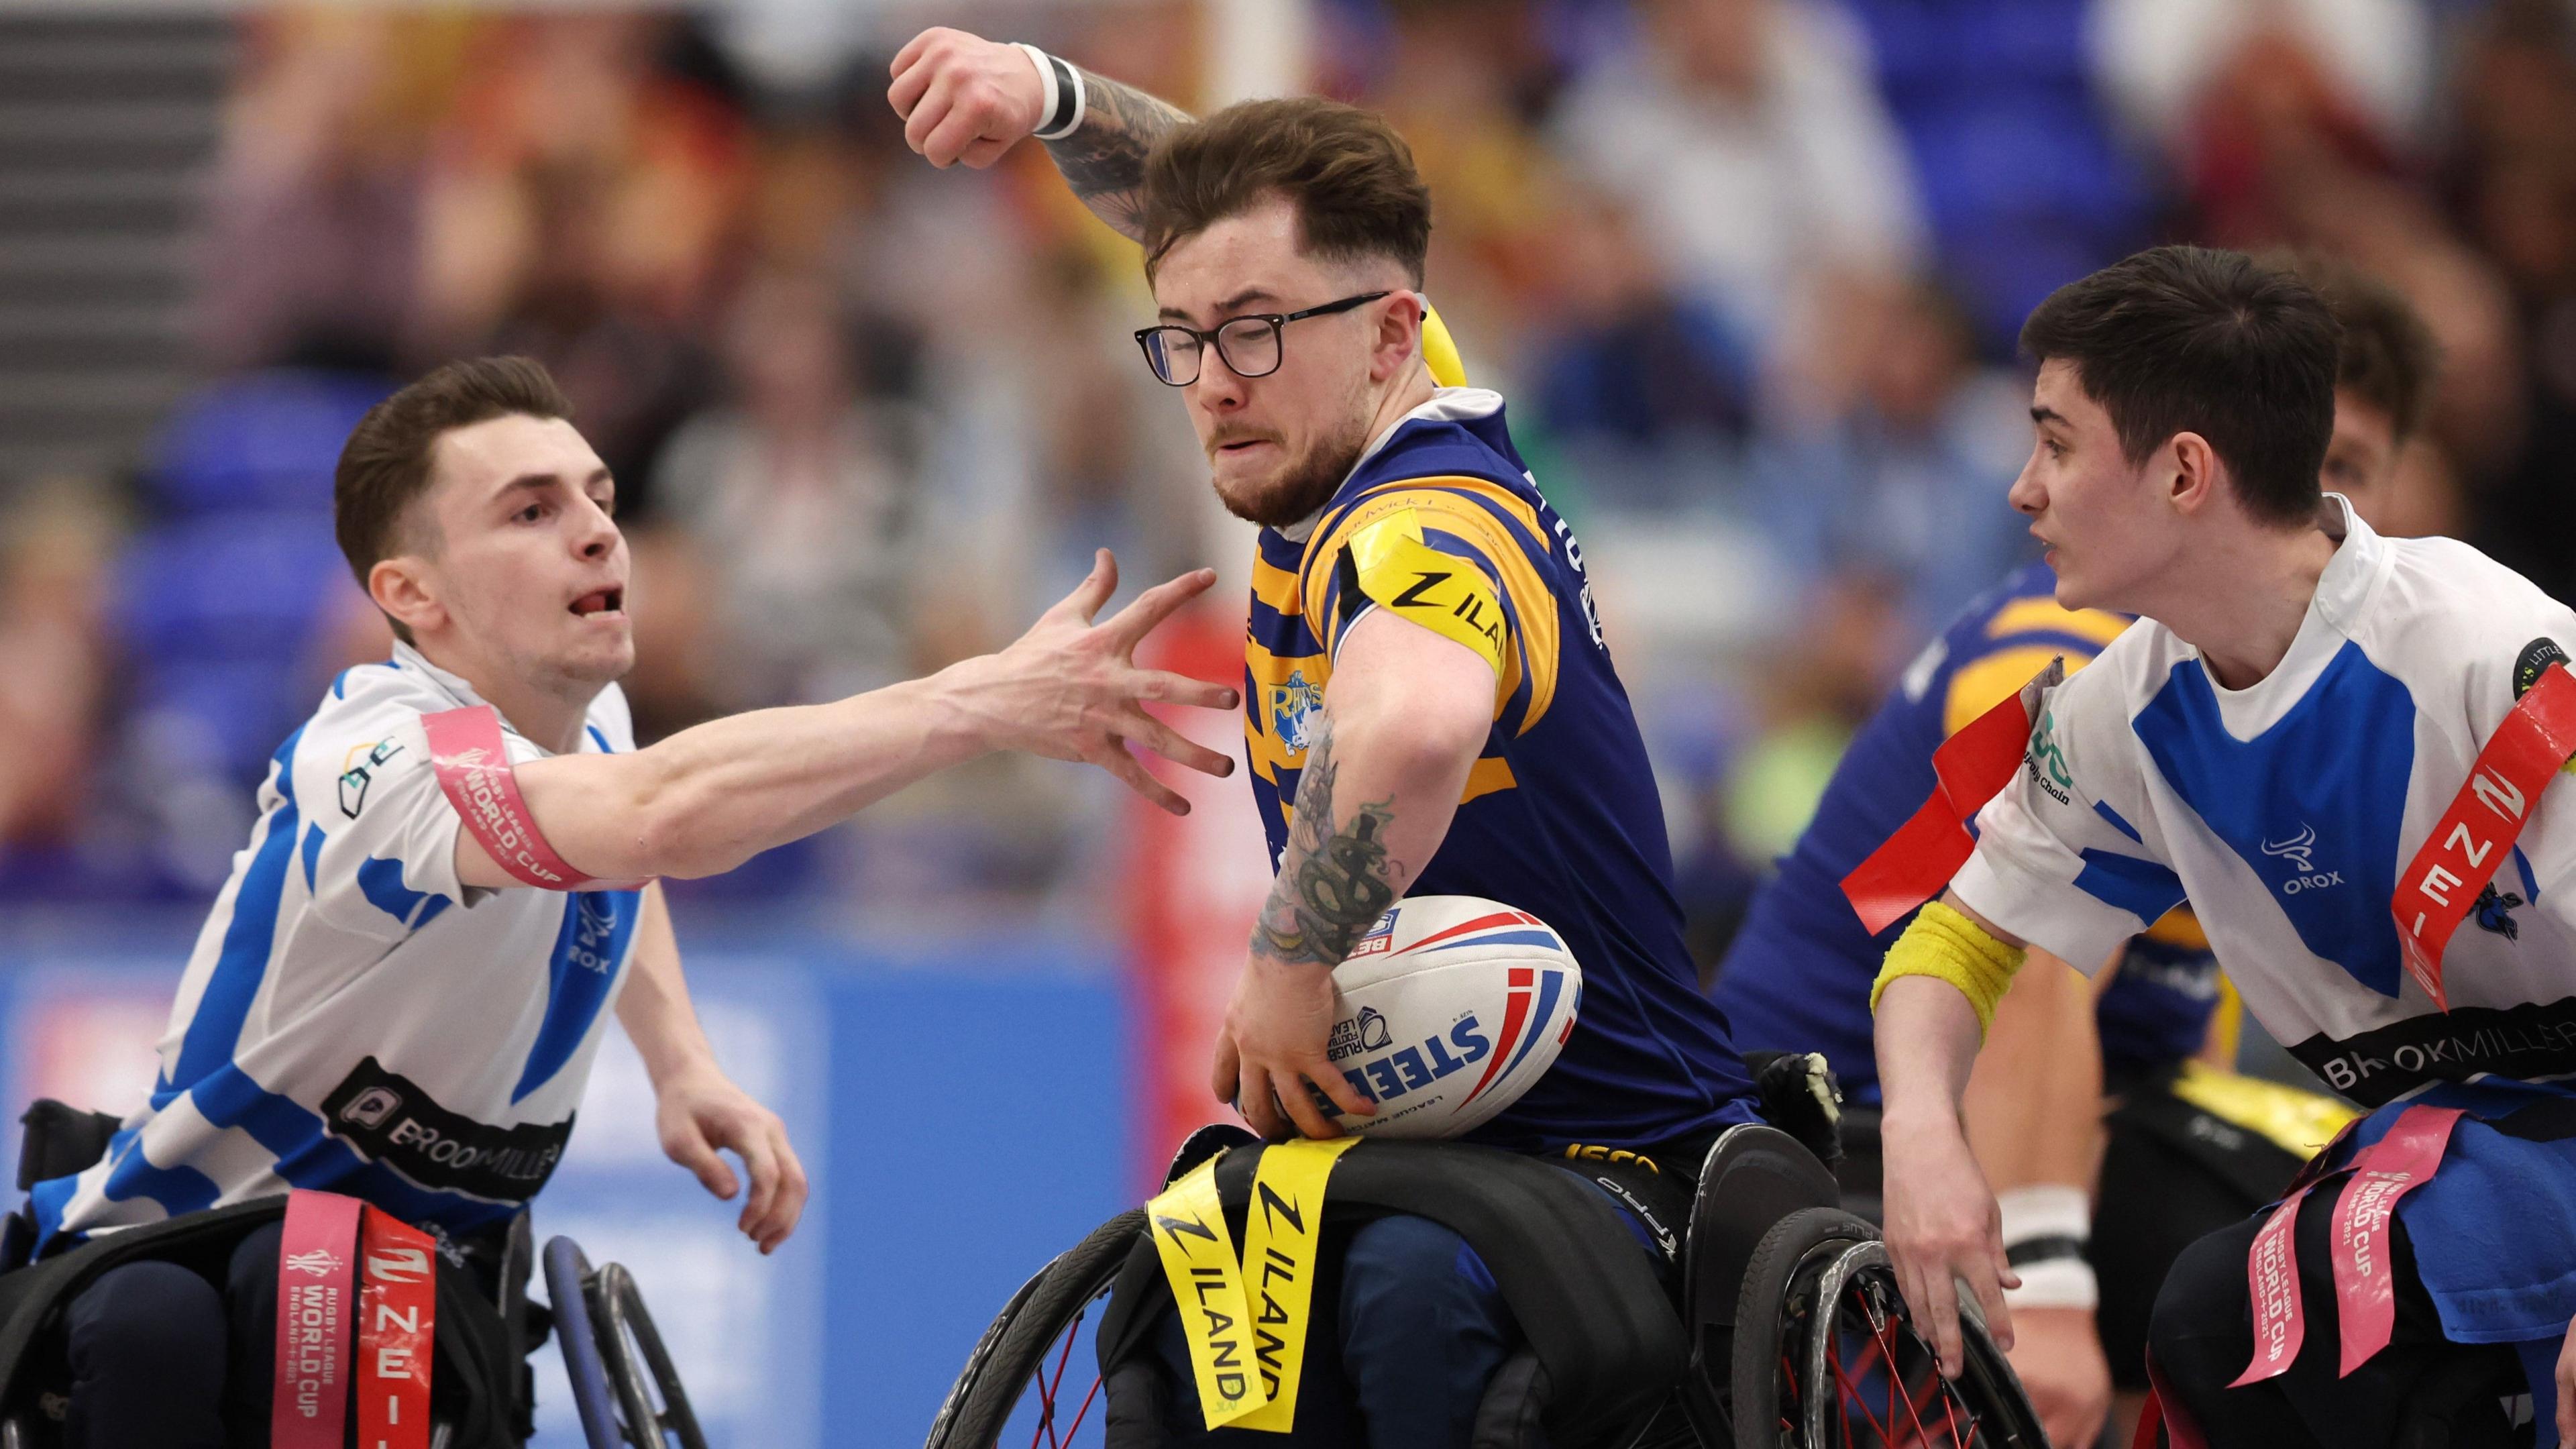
{"left": 145, "top": 370, "right": 392, "bottom": 517}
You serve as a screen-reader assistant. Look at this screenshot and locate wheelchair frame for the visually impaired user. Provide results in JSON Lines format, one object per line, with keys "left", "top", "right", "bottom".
{"left": 924, "top": 1125, "right": 2044, "bottom": 1449}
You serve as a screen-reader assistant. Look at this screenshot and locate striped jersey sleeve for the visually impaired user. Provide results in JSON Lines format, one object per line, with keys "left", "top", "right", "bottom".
{"left": 1300, "top": 478, "right": 1564, "bottom": 734}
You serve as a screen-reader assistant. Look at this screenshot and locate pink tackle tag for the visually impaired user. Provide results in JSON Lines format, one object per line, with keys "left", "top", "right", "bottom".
{"left": 272, "top": 1189, "right": 364, "bottom": 1449}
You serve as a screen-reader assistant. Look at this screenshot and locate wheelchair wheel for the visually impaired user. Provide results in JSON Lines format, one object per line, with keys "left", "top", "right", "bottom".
{"left": 1730, "top": 1207, "right": 2043, "bottom": 1449}
{"left": 543, "top": 1236, "right": 708, "bottom": 1449}
{"left": 926, "top": 1209, "right": 1145, "bottom": 1449}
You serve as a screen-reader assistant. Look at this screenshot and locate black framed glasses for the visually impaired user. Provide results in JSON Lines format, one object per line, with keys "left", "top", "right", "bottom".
{"left": 1133, "top": 292, "right": 1391, "bottom": 386}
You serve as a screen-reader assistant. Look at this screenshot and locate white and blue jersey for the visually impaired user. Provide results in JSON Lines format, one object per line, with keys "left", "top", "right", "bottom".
{"left": 1954, "top": 496, "right": 2576, "bottom": 1350}
{"left": 32, "top": 642, "right": 642, "bottom": 1247}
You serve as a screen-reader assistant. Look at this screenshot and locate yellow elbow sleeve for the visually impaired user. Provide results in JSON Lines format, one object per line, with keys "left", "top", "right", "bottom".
{"left": 1870, "top": 900, "right": 2027, "bottom": 1037}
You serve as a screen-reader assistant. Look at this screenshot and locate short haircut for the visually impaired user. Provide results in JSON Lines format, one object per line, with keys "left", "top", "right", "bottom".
{"left": 2276, "top": 252, "right": 2443, "bottom": 443}
{"left": 1138, "top": 97, "right": 1432, "bottom": 287}
{"left": 2019, "top": 246, "right": 2341, "bottom": 526}
{"left": 334, "top": 356, "right": 574, "bottom": 641}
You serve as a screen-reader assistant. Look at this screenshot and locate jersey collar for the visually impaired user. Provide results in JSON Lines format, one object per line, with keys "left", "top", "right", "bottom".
{"left": 2181, "top": 492, "right": 2394, "bottom": 737}
{"left": 389, "top": 641, "right": 543, "bottom": 749}
{"left": 1277, "top": 386, "right": 1507, "bottom": 543}
{"left": 2308, "top": 492, "right": 2392, "bottom": 639}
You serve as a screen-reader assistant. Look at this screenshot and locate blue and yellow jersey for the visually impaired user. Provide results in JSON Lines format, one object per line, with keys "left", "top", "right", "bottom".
{"left": 1247, "top": 390, "right": 1759, "bottom": 1152}
{"left": 1711, "top": 563, "right": 2222, "bottom": 1100}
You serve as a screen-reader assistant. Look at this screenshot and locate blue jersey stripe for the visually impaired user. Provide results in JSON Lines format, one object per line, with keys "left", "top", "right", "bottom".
{"left": 172, "top": 727, "right": 305, "bottom": 1089}
{"left": 2073, "top": 847, "right": 2188, "bottom": 924}
{"left": 355, "top": 855, "right": 450, "bottom": 930}
{"left": 2092, "top": 800, "right": 2144, "bottom": 843}
{"left": 301, "top": 822, "right": 323, "bottom": 890}
{"left": 512, "top": 889, "right": 641, "bottom": 1103}
{"left": 2133, "top": 647, "right": 2416, "bottom": 997}
{"left": 93, "top": 1126, "right": 221, "bottom": 1218}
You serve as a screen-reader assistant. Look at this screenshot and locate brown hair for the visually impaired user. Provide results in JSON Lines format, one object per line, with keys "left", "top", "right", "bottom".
{"left": 334, "top": 356, "right": 573, "bottom": 641}
{"left": 1138, "top": 97, "right": 1432, "bottom": 286}
{"left": 2277, "top": 253, "right": 2443, "bottom": 443}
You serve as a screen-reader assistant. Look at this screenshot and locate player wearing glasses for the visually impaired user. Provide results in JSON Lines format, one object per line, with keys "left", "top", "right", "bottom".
{"left": 894, "top": 30, "right": 1764, "bottom": 1448}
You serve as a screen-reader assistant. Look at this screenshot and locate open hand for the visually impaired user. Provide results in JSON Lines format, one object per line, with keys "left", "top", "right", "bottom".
{"left": 1211, "top": 955, "right": 1377, "bottom": 1140}
{"left": 655, "top": 1065, "right": 807, "bottom": 1254}
{"left": 963, "top": 549, "right": 1238, "bottom": 814}
{"left": 1882, "top": 1108, "right": 2020, "bottom": 1378}
{"left": 888, "top": 27, "right": 1047, "bottom": 169}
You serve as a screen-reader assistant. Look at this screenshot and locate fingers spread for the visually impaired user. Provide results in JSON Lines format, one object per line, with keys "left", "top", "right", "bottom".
{"left": 1091, "top": 740, "right": 1190, "bottom": 815}
{"left": 1050, "top": 549, "right": 1118, "bottom": 625}
{"left": 1134, "top": 669, "right": 1239, "bottom": 712}
{"left": 1105, "top": 568, "right": 1218, "bottom": 649}
{"left": 1123, "top": 714, "right": 1233, "bottom": 780}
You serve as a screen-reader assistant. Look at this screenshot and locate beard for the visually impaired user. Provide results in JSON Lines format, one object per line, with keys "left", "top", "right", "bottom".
{"left": 1210, "top": 409, "right": 1373, "bottom": 531}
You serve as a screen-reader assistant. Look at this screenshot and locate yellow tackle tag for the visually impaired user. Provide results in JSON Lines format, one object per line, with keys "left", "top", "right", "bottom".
{"left": 1231, "top": 1138, "right": 1360, "bottom": 1432}
{"left": 1421, "top": 303, "right": 1468, "bottom": 388}
{"left": 1146, "top": 1155, "right": 1269, "bottom": 1428}
{"left": 2168, "top": 1059, "right": 2359, "bottom": 1159}
{"left": 1343, "top": 508, "right": 1508, "bottom": 677}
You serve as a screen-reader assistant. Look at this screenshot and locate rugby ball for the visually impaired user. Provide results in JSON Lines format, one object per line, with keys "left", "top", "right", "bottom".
{"left": 1318, "top": 896, "right": 1582, "bottom": 1138}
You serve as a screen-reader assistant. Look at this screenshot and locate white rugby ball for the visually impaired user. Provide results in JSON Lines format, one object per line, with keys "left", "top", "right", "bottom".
{"left": 1318, "top": 895, "right": 1582, "bottom": 1138}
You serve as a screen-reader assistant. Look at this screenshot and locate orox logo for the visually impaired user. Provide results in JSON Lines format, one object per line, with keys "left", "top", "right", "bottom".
{"left": 2260, "top": 822, "right": 2345, "bottom": 893}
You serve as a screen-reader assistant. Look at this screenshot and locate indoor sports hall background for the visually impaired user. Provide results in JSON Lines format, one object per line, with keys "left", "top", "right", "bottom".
{"left": 0, "top": 0, "right": 2565, "bottom": 1442}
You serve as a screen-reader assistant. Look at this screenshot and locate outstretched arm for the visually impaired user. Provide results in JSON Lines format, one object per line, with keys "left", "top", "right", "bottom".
{"left": 456, "top": 552, "right": 1236, "bottom": 888}
{"left": 888, "top": 27, "right": 1193, "bottom": 242}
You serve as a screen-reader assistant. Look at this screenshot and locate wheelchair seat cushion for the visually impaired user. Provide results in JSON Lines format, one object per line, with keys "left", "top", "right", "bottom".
{"left": 1095, "top": 1139, "right": 1688, "bottom": 1447}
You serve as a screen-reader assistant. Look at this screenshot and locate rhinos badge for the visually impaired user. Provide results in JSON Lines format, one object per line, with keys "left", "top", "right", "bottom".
{"left": 1269, "top": 669, "right": 1324, "bottom": 754}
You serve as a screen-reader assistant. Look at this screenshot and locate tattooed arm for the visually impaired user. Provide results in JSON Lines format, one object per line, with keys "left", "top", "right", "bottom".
{"left": 1212, "top": 606, "right": 1499, "bottom": 1138}
{"left": 887, "top": 28, "right": 1190, "bottom": 241}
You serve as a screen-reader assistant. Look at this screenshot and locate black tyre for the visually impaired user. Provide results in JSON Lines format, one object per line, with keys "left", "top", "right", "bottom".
{"left": 1730, "top": 1207, "right": 2044, "bottom": 1449}
{"left": 926, "top": 1210, "right": 1146, "bottom": 1449}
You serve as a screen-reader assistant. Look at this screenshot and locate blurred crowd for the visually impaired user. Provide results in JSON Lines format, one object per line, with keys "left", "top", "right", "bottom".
{"left": 3, "top": 0, "right": 2571, "bottom": 943}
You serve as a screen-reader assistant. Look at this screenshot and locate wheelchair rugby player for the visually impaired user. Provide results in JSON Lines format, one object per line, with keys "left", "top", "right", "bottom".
{"left": 890, "top": 34, "right": 2012, "bottom": 1448}
{"left": 0, "top": 358, "right": 1242, "bottom": 1447}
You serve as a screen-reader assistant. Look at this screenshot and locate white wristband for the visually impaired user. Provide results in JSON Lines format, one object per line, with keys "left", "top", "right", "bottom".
{"left": 1017, "top": 43, "right": 1059, "bottom": 136}
{"left": 1018, "top": 44, "right": 1088, "bottom": 142}
{"left": 1996, "top": 1183, "right": 2091, "bottom": 1246}
{"left": 1996, "top": 1183, "right": 2096, "bottom": 1311}
{"left": 2002, "top": 1255, "right": 2100, "bottom": 1311}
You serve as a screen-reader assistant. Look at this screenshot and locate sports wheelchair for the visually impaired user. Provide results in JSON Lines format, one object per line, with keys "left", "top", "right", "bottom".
{"left": 928, "top": 1122, "right": 2043, "bottom": 1449}
{"left": 0, "top": 1099, "right": 702, "bottom": 1449}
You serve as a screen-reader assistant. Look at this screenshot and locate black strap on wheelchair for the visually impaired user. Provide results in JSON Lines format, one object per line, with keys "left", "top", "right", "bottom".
{"left": 1094, "top": 1140, "right": 1686, "bottom": 1446}
{"left": 0, "top": 1195, "right": 287, "bottom": 1406}
{"left": 0, "top": 1194, "right": 536, "bottom": 1448}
